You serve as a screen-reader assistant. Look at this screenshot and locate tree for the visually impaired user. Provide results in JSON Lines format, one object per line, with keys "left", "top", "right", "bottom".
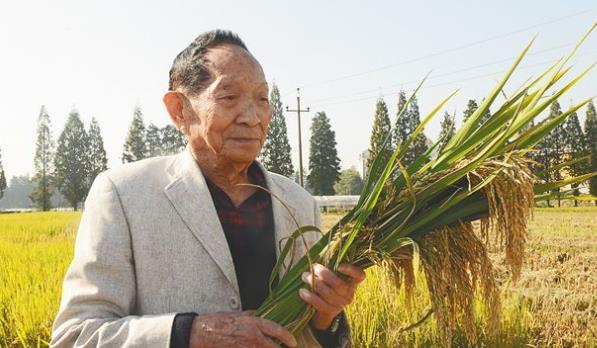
{"left": 122, "top": 106, "right": 148, "bottom": 163}
{"left": 406, "top": 96, "right": 429, "bottom": 165}
{"left": 161, "top": 125, "right": 187, "bottom": 155}
{"left": 437, "top": 111, "right": 456, "bottom": 152}
{"left": 367, "top": 98, "right": 393, "bottom": 170}
{"left": 30, "top": 105, "right": 55, "bottom": 211}
{"left": 54, "top": 109, "right": 89, "bottom": 210}
{"left": 261, "top": 84, "right": 294, "bottom": 177}
{"left": 334, "top": 168, "right": 364, "bottom": 195}
{"left": 393, "top": 91, "right": 410, "bottom": 150}
{"left": 87, "top": 117, "right": 108, "bottom": 187}
{"left": 535, "top": 101, "right": 567, "bottom": 207}
{"left": 0, "top": 176, "right": 35, "bottom": 209}
{"left": 562, "top": 110, "right": 587, "bottom": 206}
{"left": 534, "top": 127, "right": 552, "bottom": 205}
{"left": 146, "top": 123, "right": 163, "bottom": 157}
{"left": 462, "top": 99, "right": 478, "bottom": 123}
{"left": 547, "top": 101, "right": 566, "bottom": 207}
{"left": 307, "top": 112, "right": 341, "bottom": 195}
{"left": 585, "top": 100, "right": 597, "bottom": 205}
{"left": 480, "top": 102, "right": 492, "bottom": 126}
{"left": 0, "top": 147, "right": 6, "bottom": 200}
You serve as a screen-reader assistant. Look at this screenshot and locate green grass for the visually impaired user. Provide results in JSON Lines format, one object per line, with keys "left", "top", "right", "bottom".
{"left": 0, "top": 208, "right": 595, "bottom": 347}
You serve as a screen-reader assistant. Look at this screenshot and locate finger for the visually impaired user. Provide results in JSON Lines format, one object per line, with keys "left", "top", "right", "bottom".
{"left": 338, "top": 263, "right": 367, "bottom": 283}
{"left": 299, "top": 288, "right": 337, "bottom": 316}
{"left": 302, "top": 272, "right": 349, "bottom": 308}
{"left": 256, "top": 318, "right": 297, "bottom": 347}
{"left": 312, "top": 264, "right": 346, "bottom": 290}
{"left": 312, "top": 264, "right": 357, "bottom": 300}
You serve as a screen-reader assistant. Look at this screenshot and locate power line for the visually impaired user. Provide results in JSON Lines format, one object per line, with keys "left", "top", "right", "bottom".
{"left": 307, "top": 42, "right": 575, "bottom": 105}
{"left": 283, "top": 7, "right": 596, "bottom": 97}
{"left": 307, "top": 50, "right": 597, "bottom": 109}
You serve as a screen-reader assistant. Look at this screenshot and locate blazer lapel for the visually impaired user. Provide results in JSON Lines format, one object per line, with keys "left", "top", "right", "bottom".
{"left": 164, "top": 146, "right": 239, "bottom": 295}
{"left": 258, "top": 163, "right": 301, "bottom": 279}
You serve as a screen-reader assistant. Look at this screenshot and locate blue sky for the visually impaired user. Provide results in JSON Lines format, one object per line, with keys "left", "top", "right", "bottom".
{"left": 0, "top": 0, "right": 595, "bottom": 180}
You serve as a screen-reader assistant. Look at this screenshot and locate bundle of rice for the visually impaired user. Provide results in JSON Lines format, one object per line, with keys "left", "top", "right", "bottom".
{"left": 256, "top": 24, "right": 596, "bottom": 345}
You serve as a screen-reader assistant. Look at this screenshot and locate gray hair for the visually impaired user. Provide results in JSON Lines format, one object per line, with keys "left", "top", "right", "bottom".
{"left": 168, "top": 29, "right": 249, "bottom": 95}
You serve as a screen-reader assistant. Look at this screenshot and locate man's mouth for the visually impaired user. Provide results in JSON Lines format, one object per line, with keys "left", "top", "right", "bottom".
{"left": 230, "top": 137, "right": 259, "bottom": 143}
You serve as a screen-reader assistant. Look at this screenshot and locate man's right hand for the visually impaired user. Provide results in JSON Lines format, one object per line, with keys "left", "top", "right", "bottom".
{"left": 189, "top": 311, "right": 297, "bottom": 348}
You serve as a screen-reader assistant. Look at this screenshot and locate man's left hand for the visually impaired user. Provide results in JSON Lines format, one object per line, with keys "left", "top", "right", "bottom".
{"left": 299, "top": 263, "right": 366, "bottom": 330}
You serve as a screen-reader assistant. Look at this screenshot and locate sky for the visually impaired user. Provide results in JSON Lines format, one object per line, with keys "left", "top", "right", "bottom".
{"left": 0, "top": 0, "right": 596, "bottom": 181}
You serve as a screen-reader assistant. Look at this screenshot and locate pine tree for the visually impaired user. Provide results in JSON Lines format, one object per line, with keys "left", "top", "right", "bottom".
{"left": 437, "top": 111, "right": 456, "bottom": 152}
{"left": 462, "top": 99, "right": 478, "bottom": 123}
{"left": 161, "top": 125, "right": 187, "bottom": 155}
{"left": 406, "top": 96, "right": 429, "bottom": 165}
{"left": 584, "top": 100, "right": 597, "bottom": 205}
{"left": 562, "top": 110, "right": 587, "bottom": 206}
{"left": 480, "top": 104, "right": 492, "bottom": 126}
{"left": 122, "top": 106, "right": 148, "bottom": 163}
{"left": 548, "top": 101, "right": 566, "bottom": 207}
{"left": 367, "top": 98, "right": 393, "bottom": 170}
{"left": 54, "top": 109, "right": 89, "bottom": 210}
{"left": 393, "top": 91, "right": 410, "bottom": 149}
{"left": 261, "top": 84, "right": 294, "bottom": 177}
{"left": 307, "top": 112, "right": 341, "bottom": 195}
{"left": 87, "top": 117, "right": 108, "bottom": 187}
{"left": 0, "top": 147, "right": 6, "bottom": 200}
{"left": 30, "top": 106, "right": 55, "bottom": 211}
{"left": 146, "top": 123, "right": 163, "bottom": 157}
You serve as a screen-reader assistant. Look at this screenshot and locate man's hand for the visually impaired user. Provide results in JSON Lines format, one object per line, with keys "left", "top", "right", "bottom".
{"left": 189, "top": 311, "right": 297, "bottom": 348}
{"left": 299, "top": 263, "right": 366, "bottom": 330}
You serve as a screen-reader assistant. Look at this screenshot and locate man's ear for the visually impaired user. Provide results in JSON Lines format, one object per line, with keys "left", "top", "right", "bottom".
{"left": 163, "top": 91, "right": 186, "bottom": 131}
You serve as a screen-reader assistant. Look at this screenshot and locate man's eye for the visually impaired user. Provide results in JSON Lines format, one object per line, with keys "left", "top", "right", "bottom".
{"left": 219, "top": 96, "right": 237, "bottom": 101}
{"left": 260, "top": 97, "right": 269, "bottom": 103}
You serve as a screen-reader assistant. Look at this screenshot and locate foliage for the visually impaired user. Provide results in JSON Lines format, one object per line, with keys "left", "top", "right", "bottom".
{"left": 585, "top": 101, "right": 597, "bottom": 202}
{"left": 122, "top": 106, "right": 148, "bottom": 163}
{"left": 307, "top": 112, "right": 341, "bottom": 195}
{"left": 367, "top": 98, "right": 393, "bottom": 170}
{"left": 54, "top": 110, "right": 89, "bottom": 210}
{"left": 30, "top": 106, "right": 55, "bottom": 211}
{"left": 333, "top": 168, "right": 364, "bottom": 195}
{"left": 261, "top": 84, "right": 295, "bottom": 177}
{"left": 87, "top": 117, "right": 108, "bottom": 187}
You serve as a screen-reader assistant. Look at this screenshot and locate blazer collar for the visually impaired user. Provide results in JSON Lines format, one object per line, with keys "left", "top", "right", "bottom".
{"left": 163, "top": 146, "right": 299, "bottom": 294}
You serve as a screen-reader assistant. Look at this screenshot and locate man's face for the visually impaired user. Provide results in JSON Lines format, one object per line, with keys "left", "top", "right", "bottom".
{"left": 183, "top": 44, "right": 271, "bottom": 165}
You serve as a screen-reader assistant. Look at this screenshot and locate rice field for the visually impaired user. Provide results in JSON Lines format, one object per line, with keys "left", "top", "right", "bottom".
{"left": 0, "top": 207, "right": 595, "bottom": 347}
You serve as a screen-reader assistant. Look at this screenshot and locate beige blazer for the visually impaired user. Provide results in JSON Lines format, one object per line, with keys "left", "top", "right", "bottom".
{"left": 50, "top": 146, "right": 326, "bottom": 347}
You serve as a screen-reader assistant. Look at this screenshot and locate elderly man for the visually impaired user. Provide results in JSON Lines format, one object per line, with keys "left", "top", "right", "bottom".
{"left": 50, "top": 30, "right": 365, "bottom": 348}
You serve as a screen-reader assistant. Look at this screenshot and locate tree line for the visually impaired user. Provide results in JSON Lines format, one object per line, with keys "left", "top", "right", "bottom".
{"left": 0, "top": 91, "right": 595, "bottom": 209}
{"left": 366, "top": 94, "right": 597, "bottom": 205}
{"left": 0, "top": 105, "right": 186, "bottom": 211}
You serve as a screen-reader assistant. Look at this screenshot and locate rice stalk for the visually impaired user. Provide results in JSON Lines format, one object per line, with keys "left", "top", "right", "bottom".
{"left": 255, "top": 23, "right": 597, "bottom": 346}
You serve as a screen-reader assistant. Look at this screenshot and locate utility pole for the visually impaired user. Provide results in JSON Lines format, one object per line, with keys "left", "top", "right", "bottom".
{"left": 286, "top": 88, "right": 310, "bottom": 187}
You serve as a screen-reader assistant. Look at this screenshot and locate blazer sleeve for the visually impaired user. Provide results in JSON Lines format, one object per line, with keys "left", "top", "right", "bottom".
{"left": 50, "top": 173, "right": 176, "bottom": 348}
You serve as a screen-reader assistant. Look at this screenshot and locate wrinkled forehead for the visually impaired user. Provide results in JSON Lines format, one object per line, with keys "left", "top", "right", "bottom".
{"left": 204, "top": 44, "right": 267, "bottom": 88}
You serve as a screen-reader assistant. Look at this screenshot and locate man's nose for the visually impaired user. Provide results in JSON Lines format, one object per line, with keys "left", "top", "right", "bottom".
{"left": 236, "top": 99, "right": 262, "bottom": 126}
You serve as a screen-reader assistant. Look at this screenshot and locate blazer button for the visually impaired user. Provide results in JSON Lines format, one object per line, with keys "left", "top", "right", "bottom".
{"left": 229, "top": 297, "right": 240, "bottom": 310}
